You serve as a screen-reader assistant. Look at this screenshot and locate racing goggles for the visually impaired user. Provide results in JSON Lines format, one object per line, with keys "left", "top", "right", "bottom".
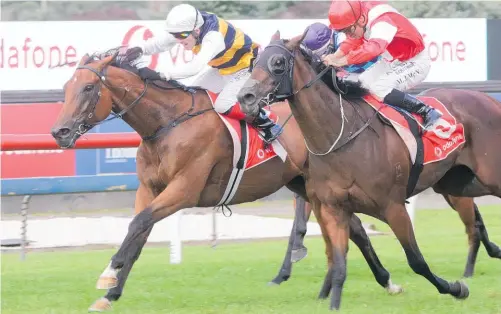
{"left": 170, "top": 31, "right": 192, "bottom": 39}
{"left": 339, "top": 24, "right": 357, "bottom": 36}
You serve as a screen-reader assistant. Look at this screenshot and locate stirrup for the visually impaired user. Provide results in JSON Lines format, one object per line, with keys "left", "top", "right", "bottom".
{"left": 261, "top": 125, "right": 283, "bottom": 144}
{"left": 423, "top": 110, "right": 442, "bottom": 130}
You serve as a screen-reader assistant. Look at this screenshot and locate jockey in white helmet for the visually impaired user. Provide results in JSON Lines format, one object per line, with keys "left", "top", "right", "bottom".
{"left": 122, "top": 4, "right": 282, "bottom": 142}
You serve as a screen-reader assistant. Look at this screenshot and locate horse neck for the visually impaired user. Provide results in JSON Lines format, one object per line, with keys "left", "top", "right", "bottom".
{"left": 290, "top": 53, "right": 356, "bottom": 153}
{"left": 107, "top": 67, "right": 208, "bottom": 139}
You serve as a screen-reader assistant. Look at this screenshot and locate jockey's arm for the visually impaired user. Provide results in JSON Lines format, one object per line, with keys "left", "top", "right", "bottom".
{"left": 140, "top": 32, "right": 178, "bottom": 55}
{"left": 344, "top": 18, "right": 397, "bottom": 65}
{"left": 167, "top": 31, "right": 226, "bottom": 80}
{"left": 337, "top": 36, "right": 363, "bottom": 57}
{"left": 324, "top": 34, "right": 362, "bottom": 60}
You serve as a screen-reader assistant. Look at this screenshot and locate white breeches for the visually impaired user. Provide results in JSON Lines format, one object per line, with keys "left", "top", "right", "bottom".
{"left": 191, "top": 68, "right": 251, "bottom": 113}
{"left": 358, "top": 50, "right": 431, "bottom": 100}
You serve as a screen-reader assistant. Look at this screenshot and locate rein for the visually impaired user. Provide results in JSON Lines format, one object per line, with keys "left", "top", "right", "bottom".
{"left": 75, "top": 63, "right": 213, "bottom": 141}
{"left": 258, "top": 43, "right": 375, "bottom": 156}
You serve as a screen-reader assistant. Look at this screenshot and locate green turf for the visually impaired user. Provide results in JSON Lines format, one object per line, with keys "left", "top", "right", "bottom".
{"left": 2, "top": 207, "right": 501, "bottom": 314}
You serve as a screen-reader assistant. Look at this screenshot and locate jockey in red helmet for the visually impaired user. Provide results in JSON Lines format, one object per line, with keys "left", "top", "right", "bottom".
{"left": 323, "top": 0, "right": 442, "bottom": 130}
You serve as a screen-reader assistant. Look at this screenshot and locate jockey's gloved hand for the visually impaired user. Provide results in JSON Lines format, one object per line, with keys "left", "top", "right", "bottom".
{"left": 138, "top": 67, "right": 168, "bottom": 81}
{"left": 122, "top": 47, "right": 143, "bottom": 64}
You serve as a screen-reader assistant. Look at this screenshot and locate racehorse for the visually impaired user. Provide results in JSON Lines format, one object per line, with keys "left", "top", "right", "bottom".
{"left": 276, "top": 193, "right": 500, "bottom": 286}
{"left": 237, "top": 30, "right": 501, "bottom": 310}
{"left": 50, "top": 49, "right": 403, "bottom": 312}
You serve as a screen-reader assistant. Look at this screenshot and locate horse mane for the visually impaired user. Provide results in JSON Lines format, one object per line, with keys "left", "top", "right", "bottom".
{"left": 297, "top": 44, "right": 369, "bottom": 99}
{"left": 85, "top": 46, "right": 207, "bottom": 93}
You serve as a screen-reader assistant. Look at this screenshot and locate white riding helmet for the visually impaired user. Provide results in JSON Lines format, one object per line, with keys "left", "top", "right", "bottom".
{"left": 164, "top": 4, "right": 204, "bottom": 33}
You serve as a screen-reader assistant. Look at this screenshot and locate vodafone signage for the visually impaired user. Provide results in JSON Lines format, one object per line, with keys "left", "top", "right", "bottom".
{"left": 0, "top": 18, "right": 487, "bottom": 91}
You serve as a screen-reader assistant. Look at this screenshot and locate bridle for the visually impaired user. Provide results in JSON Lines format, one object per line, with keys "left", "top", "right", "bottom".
{"left": 250, "top": 40, "right": 376, "bottom": 156}
{"left": 249, "top": 43, "right": 347, "bottom": 107}
{"left": 250, "top": 41, "right": 350, "bottom": 155}
{"left": 75, "top": 63, "right": 149, "bottom": 136}
{"left": 74, "top": 56, "right": 213, "bottom": 141}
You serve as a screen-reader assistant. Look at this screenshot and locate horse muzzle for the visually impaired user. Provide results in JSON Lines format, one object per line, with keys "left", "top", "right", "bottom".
{"left": 51, "top": 125, "right": 81, "bottom": 149}
{"left": 237, "top": 79, "right": 263, "bottom": 117}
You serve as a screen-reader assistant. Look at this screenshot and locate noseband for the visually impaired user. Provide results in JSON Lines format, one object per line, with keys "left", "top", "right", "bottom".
{"left": 75, "top": 63, "right": 149, "bottom": 135}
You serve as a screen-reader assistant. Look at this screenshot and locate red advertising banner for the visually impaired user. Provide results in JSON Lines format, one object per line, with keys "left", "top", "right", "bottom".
{"left": 1, "top": 102, "right": 75, "bottom": 178}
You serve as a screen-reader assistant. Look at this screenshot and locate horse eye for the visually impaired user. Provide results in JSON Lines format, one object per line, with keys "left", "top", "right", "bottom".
{"left": 84, "top": 84, "right": 94, "bottom": 92}
{"left": 273, "top": 68, "right": 285, "bottom": 75}
{"left": 272, "top": 58, "right": 286, "bottom": 75}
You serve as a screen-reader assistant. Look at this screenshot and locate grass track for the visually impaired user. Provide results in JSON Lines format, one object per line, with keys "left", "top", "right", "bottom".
{"left": 2, "top": 206, "right": 501, "bottom": 314}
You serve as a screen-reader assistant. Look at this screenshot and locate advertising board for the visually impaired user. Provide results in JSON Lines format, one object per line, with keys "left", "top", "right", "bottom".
{"left": 0, "top": 102, "right": 75, "bottom": 178}
{"left": 0, "top": 18, "right": 487, "bottom": 91}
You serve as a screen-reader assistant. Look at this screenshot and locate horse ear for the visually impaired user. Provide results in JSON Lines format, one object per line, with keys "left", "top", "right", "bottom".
{"left": 98, "top": 54, "right": 116, "bottom": 70}
{"left": 287, "top": 27, "right": 309, "bottom": 50}
{"left": 78, "top": 54, "right": 90, "bottom": 66}
{"left": 269, "top": 30, "right": 281, "bottom": 44}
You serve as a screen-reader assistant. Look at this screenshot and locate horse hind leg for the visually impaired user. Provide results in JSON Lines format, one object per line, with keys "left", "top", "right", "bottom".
{"left": 384, "top": 202, "right": 469, "bottom": 301}
{"left": 473, "top": 203, "right": 501, "bottom": 259}
{"left": 440, "top": 195, "right": 501, "bottom": 277}
{"left": 442, "top": 194, "right": 481, "bottom": 278}
{"left": 435, "top": 167, "right": 501, "bottom": 266}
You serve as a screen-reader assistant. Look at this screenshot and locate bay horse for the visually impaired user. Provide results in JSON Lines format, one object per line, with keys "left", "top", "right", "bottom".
{"left": 277, "top": 193, "right": 500, "bottom": 286}
{"left": 237, "top": 31, "right": 501, "bottom": 310}
{"left": 50, "top": 49, "right": 403, "bottom": 312}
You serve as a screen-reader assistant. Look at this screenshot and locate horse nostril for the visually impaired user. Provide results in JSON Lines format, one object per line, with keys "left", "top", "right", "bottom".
{"left": 242, "top": 93, "right": 256, "bottom": 106}
{"left": 51, "top": 128, "right": 71, "bottom": 139}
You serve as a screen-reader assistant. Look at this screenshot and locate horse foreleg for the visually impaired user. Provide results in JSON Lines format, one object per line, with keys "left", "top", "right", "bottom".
{"left": 89, "top": 183, "right": 155, "bottom": 312}
{"left": 269, "top": 194, "right": 313, "bottom": 285}
{"left": 385, "top": 202, "right": 469, "bottom": 300}
{"left": 319, "top": 203, "right": 350, "bottom": 311}
{"left": 348, "top": 214, "right": 403, "bottom": 295}
{"left": 93, "top": 172, "right": 207, "bottom": 298}
{"left": 308, "top": 199, "right": 334, "bottom": 300}
{"left": 291, "top": 195, "right": 311, "bottom": 263}
{"left": 269, "top": 214, "right": 297, "bottom": 285}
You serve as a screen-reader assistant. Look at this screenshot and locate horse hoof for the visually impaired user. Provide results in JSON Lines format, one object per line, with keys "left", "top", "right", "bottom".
{"left": 385, "top": 280, "right": 403, "bottom": 295}
{"left": 88, "top": 297, "right": 112, "bottom": 312}
{"left": 267, "top": 281, "right": 280, "bottom": 286}
{"left": 291, "top": 248, "right": 308, "bottom": 263}
{"left": 453, "top": 280, "right": 469, "bottom": 300}
{"left": 96, "top": 276, "right": 118, "bottom": 290}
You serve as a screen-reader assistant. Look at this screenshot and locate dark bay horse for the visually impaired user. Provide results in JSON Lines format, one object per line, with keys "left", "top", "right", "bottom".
{"left": 50, "top": 49, "right": 403, "bottom": 312}
{"left": 237, "top": 31, "right": 501, "bottom": 310}
{"left": 277, "top": 192, "right": 501, "bottom": 286}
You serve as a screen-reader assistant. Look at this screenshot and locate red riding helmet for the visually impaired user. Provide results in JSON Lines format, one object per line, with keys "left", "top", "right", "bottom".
{"left": 328, "top": 0, "right": 363, "bottom": 31}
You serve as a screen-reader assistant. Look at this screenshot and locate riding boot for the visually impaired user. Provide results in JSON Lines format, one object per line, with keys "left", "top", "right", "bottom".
{"left": 222, "top": 104, "right": 283, "bottom": 143}
{"left": 383, "top": 89, "right": 442, "bottom": 130}
{"left": 250, "top": 108, "right": 284, "bottom": 143}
